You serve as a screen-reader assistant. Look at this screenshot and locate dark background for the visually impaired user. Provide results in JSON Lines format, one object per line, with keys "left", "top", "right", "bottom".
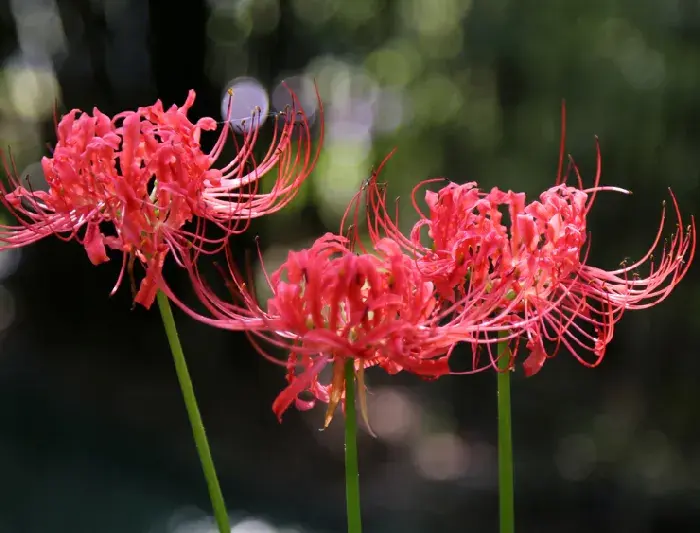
{"left": 0, "top": 0, "right": 699, "bottom": 531}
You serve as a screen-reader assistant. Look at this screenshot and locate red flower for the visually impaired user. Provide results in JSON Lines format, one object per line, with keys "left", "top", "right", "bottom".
{"left": 166, "top": 232, "right": 463, "bottom": 426}
{"left": 518, "top": 179, "right": 695, "bottom": 376}
{"left": 348, "top": 138, "right": 695, "bottom": 376}
{"left": 0, "top": 88, "right": 322, "bottom": 307}
{"left": 511, "top": 107, "right": 696, "bottom": 375}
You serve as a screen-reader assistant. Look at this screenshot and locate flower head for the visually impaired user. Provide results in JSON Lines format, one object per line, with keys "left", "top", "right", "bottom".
{"left": 167, "top": 232, "right": 462, "bottom": 427}
{"left": 508, "top": 109, "right": 696, "bottom": 375}
{"left": 0, "top": 87, "right": 322, "bottom": 307}
{"left": 519, "top": 184, "right": 695, "bottom": 376}
{"left": 347, "top": 133, "right": 695, "bottom": 376}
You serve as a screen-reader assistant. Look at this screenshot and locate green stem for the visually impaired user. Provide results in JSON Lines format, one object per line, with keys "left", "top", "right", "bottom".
{"left": 156, "top": 291, "right": 231, "bottom": 533}
{"left": 344, "top": 360, "right": 362, "bottom": 533}
{"left": 497, "top": 337, "right": 515, "bottom": 533}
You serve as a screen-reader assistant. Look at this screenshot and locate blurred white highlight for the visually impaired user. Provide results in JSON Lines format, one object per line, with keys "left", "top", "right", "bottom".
{"left": 221, "top": 77, "right": 270, "bottom": 134}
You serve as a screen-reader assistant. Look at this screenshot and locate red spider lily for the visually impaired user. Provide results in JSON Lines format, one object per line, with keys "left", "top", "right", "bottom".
{"left": 517, "top": 174, "right": 695, "bottom": 375}
{"left": 0, "top": 87, "right": 322, "bottom": 307}
{"left": 165, "top": 233, "right": 458, "bottom": 426}
{"left": 352, "top": 108, "right": 695, "bottom": 376}
{"left": 507, "top": 104, "right": 696, "bottom": 375}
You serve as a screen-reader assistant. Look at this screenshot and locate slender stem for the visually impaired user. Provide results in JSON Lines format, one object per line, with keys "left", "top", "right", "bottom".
{"left": 344, "top": 360, "right": 362, "bottom": 533}
{"left": 156, "top": 291, "right": 231, "bottom": 533}
{"left": 497, "top": 337, "right": 515, "bottom": 533}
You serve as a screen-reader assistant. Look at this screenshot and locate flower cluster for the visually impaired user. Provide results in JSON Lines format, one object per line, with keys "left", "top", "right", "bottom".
{"left": 169, "top": 127, "right": 694, "bottom": 426}
{"left": 0, "top": 87, "right": 322, "bottom": 307}
{"left": 0, "top": 91, "right": 694, "bottom": 427}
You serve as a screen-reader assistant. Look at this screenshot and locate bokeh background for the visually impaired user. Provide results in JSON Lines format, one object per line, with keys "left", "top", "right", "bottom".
{"left": 0, "top": 0, "right": 699, "bottom": 531}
